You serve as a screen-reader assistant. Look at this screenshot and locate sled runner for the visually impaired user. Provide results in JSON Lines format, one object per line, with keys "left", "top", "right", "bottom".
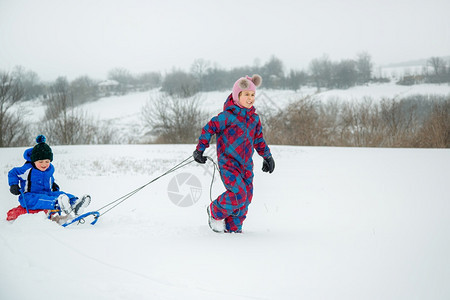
{"left": 61, "top": 211, "right": 100, "bottom": 227}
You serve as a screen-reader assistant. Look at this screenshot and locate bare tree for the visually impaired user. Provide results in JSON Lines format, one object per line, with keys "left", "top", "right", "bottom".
{"left": 190, "top": 59, "right": 211, "bottom": 91}
{"left": 40, "top": 81, "right": 113, "bottom": 145}
{"left": 0, "top": 72, "right": 30, "bottom": 146}
{"left": 286, "top": 70, "right": 307, "bottom": 91}
{"left": 416, "top": 99, "right": 450, "bottom": 147}
{"left": 12, "top": 66, "right": 43, "bottom": 100}
{"left": 356, "top": 52, "right": 373, "bottom": 84}
{"left": 70, "top": 75, "right": 98, "bottom": 105}
{"left": 44, "top": 77, "right": 71, "bottom": 120}
{"left": 339, "top": 99, "right": 384, "bottom": 147}
{"left": 380, "top": 99, "right": 418, "bottom": 147}
{"left": 261, "top": 96, "right": 335, "bottom": 146}
{"left": 332, "top": 59, "right": 358, "bottom": 89}
{"left": 108, "top": 67, "right": 133, "bottom": 94}
{"left": 190, "top": 59, "right": 210, "bottom": 78}
{"left": 135, "top": 72, "right": 161, "bottom": 90}
{"left": 141, "top": 94, "right": 207, "bottom": 143}
{"left": 427, "top": 57, "right": 445, "bottom": 76}
{"left": 161, "top": 70, "right": 199, "bottom": 98}
{"left": 262, "top": 56, "right": 285, "bottom": 89}
{"left": 309, "top": 55, "right": 332, "bottom": 91}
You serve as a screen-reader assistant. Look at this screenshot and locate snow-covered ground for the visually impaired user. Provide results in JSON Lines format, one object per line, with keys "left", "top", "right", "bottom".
{"left": 2, "top": 82, "right": 450, "bottom": 299}
{"left": 1, "top": 144, "right": 449, "bottom": 299}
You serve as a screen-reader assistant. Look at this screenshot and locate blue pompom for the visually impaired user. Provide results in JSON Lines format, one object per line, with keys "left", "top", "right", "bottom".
{"left": 36, "top": 135, "right": 46, "bottom": 144}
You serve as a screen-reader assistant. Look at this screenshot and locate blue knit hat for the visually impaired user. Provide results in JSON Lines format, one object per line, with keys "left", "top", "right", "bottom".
{"left": 30, "top": 135, "right": 53, "bottom": 162}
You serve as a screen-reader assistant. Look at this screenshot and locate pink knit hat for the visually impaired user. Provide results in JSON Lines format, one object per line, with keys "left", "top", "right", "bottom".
{"left": 232, "top": 74, "right": 262, "bottom": 105}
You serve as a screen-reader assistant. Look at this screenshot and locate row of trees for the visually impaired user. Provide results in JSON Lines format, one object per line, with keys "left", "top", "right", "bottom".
{"left": 397, "top": 56, "right": 450, "bottom": 85}
{"left": 0, "top": 73, "right": 29, "bottom": 147}
{"left": 163, "top": 53, "right": 376, "bottom": 97}
{"left": 42, "top": 77, "right": 116, "bottom": 145}
{"left": 6, "top": 54, "right": 450, "bottom": 104}
{"left": 143, "top": 93, "right": 449, "bottom": 148}
{"left": 1, "top": 69, "right": 448, "bottom": 148}
{"left": 260, "top": 95, "right": 449, "bottom": 148}
{"left": 4, "top": 65, "right": 162, "bottom": 106}
{"left": 424, "top": 57, "right": 450, "bottom": 84}
{"left": 309, "top": 52, "right": 373, "bottom": 90}
{"left": 0, "top": 72, "right": 116, "bottom": 147}
{"left": 4, "top": 53, "right": 378, "bottom": 103}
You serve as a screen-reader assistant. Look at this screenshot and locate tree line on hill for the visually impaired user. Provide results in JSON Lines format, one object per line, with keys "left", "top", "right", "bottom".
{"left": 1, "top": 54, "right": 449, "bottom": 148}
{"left": 259, "top": 95, "right": 449, "bottom": 148}
{"left": 396, "top": 56, "right": 450, "bottom": 85}
{"left": 4, "top": 53, "right": 450, "bottom": 102}
{"left": 141, "top": 93, "right": 449, "bottom": 148}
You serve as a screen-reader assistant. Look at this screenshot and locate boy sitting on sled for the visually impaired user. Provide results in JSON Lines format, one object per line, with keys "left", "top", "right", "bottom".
{"left": 7, "top": 135, "right": 91, "bottom": 221}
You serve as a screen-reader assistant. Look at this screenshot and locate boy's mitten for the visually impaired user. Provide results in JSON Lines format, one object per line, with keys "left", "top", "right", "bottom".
{"left": 52, "top": 182, "right": 60, "bottom": 191}
{"left": 262, "top": 156, "right": 275, "bottom": 173}
{"left": 193, "top": 149, "right": 207, "bottom": 164}
{"left": 10, "top": 184, "right": 20, "bottom": 195}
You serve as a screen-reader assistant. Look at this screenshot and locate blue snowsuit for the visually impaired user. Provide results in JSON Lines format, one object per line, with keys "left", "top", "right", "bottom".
{"left": 8, "top": 148, "right": 76, "bottom": 210}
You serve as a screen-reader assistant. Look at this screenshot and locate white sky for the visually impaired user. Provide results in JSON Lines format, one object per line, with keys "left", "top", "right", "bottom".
{"left": 1, "top": 0, "right": 449, "bottom": 81}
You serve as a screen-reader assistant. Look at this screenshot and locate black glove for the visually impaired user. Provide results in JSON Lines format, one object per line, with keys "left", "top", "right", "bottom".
{"left": 262, "top": 156, "right": 275, "bottom": 173}
{"left": 193, "top": 149, "right": 207, "bottom": 164}
{"left": 10, "top": 184, "right": 21, "bottom": 195}
{"left": 52, "top": 182, "right": 60, "bottom": 191}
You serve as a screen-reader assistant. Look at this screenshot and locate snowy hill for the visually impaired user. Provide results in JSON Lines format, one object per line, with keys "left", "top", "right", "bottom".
{"left": 1, "top": 144, "right": 449, "bottom": 299}
{"left": 14, "top": 82, "right": 450, "bottom": 143}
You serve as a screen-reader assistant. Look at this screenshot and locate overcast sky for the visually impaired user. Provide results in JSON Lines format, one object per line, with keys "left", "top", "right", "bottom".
{"left": 1, "top": 0, "right": 449, "bottom": 81}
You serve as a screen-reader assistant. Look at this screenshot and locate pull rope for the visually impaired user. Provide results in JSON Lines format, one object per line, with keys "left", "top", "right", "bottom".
{"left": 206, "top": 156, "right": 241, "bottom": 217}
{"left": 205, "top": 156, "right": 221, "bottom": 203}
{"left": 97, "top": 156, "right": 195, "bottom": 217}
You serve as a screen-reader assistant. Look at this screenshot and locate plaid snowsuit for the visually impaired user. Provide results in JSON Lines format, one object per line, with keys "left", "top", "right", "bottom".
{"left": 196, "top": 94, "right": 272, "bottom": 232}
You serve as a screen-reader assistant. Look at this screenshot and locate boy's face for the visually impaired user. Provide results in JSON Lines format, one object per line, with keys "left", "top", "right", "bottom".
{"left": 34, "top": 159, "right": 51, "bottom": 171}
{"left": 238, "top": 90, "right": 255, "bottom": 109}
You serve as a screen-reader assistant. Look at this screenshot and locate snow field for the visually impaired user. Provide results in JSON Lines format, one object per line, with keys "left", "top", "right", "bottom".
{"left": 0, "top": 144, "right": 449, "bottom": 299}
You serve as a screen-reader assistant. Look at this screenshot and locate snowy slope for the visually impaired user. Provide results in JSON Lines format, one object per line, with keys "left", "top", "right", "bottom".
{"left": 13, "top": 83, "right": 450, "bottom": 143}
{"left": 1, "top": 144, "right": 449, "bottom": 300}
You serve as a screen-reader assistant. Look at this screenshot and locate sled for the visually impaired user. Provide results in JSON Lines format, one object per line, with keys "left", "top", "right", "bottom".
{"left": 61, "top": 211, "right": 100, "bottom": 227}
{"left": 6, "top": 205, "right": 100, "bottom": 227}
{"left": 6, "top": 205, "right": 48, "bottom": 221}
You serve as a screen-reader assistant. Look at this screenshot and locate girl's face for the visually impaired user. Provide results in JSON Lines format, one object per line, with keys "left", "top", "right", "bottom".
{"left": 35, "top": 159, "right": 50, "bottom": 171}
{"left": 238, "top": 90, "right": 255, "bottom": 109}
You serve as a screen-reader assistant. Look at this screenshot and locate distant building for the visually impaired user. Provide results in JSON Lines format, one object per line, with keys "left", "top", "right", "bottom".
{"left": 98, "top": 79, "right": 119, "bottom": 95}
